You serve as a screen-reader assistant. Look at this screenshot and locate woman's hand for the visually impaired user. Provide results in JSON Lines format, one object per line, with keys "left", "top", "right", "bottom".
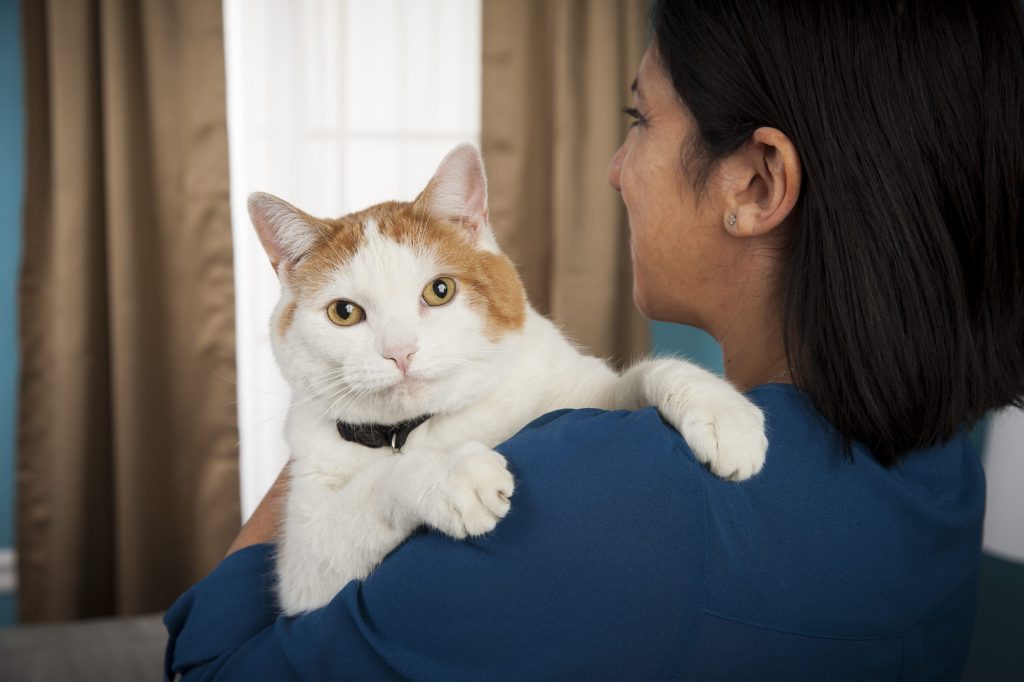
{"left": 225, "top": 463, "right": 290, "bottom": 557}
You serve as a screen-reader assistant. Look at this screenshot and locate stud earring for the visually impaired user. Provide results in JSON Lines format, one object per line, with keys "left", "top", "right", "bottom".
{"left": 726, "top": 213, "right": 737, "bottom": 228}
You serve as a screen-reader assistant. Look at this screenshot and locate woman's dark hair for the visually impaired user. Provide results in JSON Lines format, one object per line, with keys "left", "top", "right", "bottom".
{"left": 651, "top": 0, "right": 1024, "bottom": 463}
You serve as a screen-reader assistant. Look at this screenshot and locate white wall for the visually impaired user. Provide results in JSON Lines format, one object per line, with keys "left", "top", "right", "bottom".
{"left": 982, "top": 408, "right": 1024, "bottom": 563}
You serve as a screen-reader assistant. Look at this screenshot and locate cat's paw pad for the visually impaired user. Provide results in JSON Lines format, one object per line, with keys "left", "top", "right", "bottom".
{"left": 420, "top": 443, "right": 514, "bottom": 539}
{"left": 664, "top": 392, "right": 768, "bottom": 481}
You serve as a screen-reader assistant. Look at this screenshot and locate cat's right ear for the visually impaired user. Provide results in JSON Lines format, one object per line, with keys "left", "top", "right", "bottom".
{"left": 247, "top": 192, "right": 322, "bottom": 271}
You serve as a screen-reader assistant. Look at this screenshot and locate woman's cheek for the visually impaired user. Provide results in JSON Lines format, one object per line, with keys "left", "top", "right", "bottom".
{"left": 620, "top": 174, "right": 643, "bottom": 234}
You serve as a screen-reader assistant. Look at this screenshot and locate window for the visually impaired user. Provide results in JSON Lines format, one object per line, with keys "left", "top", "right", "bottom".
{"left": 223, "top": 0, "right": 481, "bottom": 519}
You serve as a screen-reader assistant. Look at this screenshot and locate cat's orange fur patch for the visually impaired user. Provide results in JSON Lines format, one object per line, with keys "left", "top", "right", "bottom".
{"left": 278, "top": 301, "right": 296, "bottom": 336}
{"left": 282, "top": 201, "right": 526, "bottom": 340}
{"left": 383, "top": 201, "right": 527, "bottom": 340}
{"left": 275, "top": 213, "right": 366, "bottom": 335}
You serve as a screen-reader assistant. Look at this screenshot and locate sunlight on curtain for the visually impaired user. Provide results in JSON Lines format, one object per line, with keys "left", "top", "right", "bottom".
{"left": 223, "top": 0, "right": 481, "bottom": 520}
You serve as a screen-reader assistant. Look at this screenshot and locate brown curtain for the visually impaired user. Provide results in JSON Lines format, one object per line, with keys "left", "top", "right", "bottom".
{"left": 482, "top": 0, "right": 650, "bottom": 366}
{"left": 19, "top": 0, "right": 239, "bottom": 622}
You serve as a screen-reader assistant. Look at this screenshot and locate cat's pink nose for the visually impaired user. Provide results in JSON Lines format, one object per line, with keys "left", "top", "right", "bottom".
{"left": 384, "top": 345, "right": 417, "bottom": 375}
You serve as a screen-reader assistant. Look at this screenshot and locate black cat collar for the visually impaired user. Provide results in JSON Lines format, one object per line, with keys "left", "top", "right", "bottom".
{"left": 336, "top": 415, "right": 431, "bottom": 453}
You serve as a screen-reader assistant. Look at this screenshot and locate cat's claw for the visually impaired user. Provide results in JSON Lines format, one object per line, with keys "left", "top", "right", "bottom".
{"left": 663, "top": 391, "right": 768, "bottom": 481}
{"left": 419, "top": 442, "right": 514, "bottom": 538}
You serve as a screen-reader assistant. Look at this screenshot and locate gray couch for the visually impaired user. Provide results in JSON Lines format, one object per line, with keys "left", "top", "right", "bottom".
{"left": 0, "top": 614, "right": 166, "bottom": 681}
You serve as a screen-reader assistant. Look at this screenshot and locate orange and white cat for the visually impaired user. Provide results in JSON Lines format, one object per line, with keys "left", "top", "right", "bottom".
{"left": 248, "top": 144, "right": 767, "bottom": 616}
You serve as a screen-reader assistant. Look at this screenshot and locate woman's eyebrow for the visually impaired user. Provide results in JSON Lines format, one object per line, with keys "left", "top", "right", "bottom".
{"left": 631, "top": 78, "right": 645, "bottom": 101}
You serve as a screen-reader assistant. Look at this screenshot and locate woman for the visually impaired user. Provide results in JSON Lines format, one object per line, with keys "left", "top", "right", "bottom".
{"left": 165, "top": 1, "right": 1023, "bottom": 679}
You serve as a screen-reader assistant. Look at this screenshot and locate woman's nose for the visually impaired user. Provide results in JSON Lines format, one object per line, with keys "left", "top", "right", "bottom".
{"left": 607, "top": 143, "right": 624, "bottom": 192}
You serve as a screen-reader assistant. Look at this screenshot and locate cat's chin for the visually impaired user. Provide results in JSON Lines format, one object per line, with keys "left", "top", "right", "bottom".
{"left": 367, "top": 376, "right": 444, "bottom": 420}
{"left": 387, "top": 375, "right": 424, "bottom": 398}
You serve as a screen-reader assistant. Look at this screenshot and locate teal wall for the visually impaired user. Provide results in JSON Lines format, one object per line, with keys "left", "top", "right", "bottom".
{"left": 651, "top": 322, "right": 723, "bottom": 375}
{"left": 0, "top": 0, "right": 23, "bottom": 627}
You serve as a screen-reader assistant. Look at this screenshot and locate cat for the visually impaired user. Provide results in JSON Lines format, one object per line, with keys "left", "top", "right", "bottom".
{"left": 247, "top": 144, "right": 768, "bottom": 616}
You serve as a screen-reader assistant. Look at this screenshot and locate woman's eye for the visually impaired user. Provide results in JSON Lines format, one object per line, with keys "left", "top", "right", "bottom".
{"left": 622, "top": 106, "right": 646, "bottom": 128}
{"left": 422, "top": 277, "right": 457, "bottom": 306}
{"left": 326, "top": 300, "right": 365, "bottom": 326}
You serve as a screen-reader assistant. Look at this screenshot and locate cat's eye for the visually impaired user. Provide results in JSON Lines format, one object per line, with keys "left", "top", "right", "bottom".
{"left": 422, "top": 277, "right": 456, "bottom": 306}
{"left": 326, "top": 300, "right": 365, "bottom": 326}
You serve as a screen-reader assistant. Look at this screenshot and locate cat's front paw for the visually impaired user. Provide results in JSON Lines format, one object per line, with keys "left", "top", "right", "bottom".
{"left": 662, "top": 386, "right": 768, "bottom": 481}
{"left": 417, "top": 442, "right": 514, "bottom": 539}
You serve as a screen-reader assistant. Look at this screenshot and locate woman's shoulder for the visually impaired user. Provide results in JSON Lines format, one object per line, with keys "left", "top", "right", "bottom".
{"left": 500, "top": 384, "right": 838, "bottom": 490}
{"left": 492, "top": 389, "right": 838, "bottom": 540}
{"left": 499, "top": 387, "right": 985, "bottom": 644}
{"left": 508, "top": 384, "right": 984, "bottom": 500}
{"left": 494, "top": 404, "right": 708, "bottom": 565}
{"left": 502, "top": 405, "right": 702, "bottom": 478}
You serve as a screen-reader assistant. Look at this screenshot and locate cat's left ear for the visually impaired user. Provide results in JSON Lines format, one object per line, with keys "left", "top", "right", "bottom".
{"left": 415, "top": 144, "right": 499, "bottom": 252}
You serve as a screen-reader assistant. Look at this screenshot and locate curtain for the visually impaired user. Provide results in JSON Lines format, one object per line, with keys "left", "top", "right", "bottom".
{"left": 18, "top": 0, "right": 239, "bottom": 621}
{"left": 481, "top": 0, "right": 650, "bottom": 366}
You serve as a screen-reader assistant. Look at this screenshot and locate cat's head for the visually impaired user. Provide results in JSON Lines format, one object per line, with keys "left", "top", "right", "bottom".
{"left": 248, "top": 144, "right": 528, "bottom": 424}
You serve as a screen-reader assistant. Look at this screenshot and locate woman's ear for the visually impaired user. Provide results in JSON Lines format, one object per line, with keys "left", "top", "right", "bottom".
{"left": 719, "top": 127, "right": 802, "bottom": 238}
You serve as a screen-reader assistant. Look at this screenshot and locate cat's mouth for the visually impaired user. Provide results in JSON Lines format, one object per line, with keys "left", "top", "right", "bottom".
{"left": 387, "top": 373, "right": 426, "bottom": 394}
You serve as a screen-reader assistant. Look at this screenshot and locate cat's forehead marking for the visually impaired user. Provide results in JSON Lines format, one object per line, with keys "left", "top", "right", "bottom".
{"left": 363, "top": 216, "right": 381, "bottom": 239}
{"left": 378, "top": 204, "right": 527, "bottom": 340}
{"left": 287, "top": 201, "right": 527, "bottom": 340}
{"left": 344, "top": 220, "right": 431, "bottom": 303}
{"left": 288, "top": 212, "right": 367, "bottom": 292}
{"left": 278, "top": 301, "right": 296, "bottom": 336}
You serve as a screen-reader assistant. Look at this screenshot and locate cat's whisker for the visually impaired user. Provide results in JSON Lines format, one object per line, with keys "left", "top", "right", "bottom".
{"left": 441, "top": 356, "right": 518, "bottom": 370}
{"left": 310, "top": 374, "right": 351, "bottom": 391}
{"left": 233, "top": 400, "right": 296, "bottom": 448}
{"left": 319, "top": 382, "right": 370, "bottom": 420}
{"left": 208, "top": 368, "right": 294, "bottom": 397}
{"left": 286, "top": 380, "right": 357, "bottom": 421}
{"left": 232, "top": 385, "right": 350, "bottom": 448}
{"left": 311, "top": 376, "right": 360, "bottom": 403}
{"left": 316, "top": 367, "right": 352, "bottom": 381}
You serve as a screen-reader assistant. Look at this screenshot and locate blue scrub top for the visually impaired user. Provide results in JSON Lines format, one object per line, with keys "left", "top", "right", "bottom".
{"left": 165, "top": 384, "right": 984, "bottom": 680}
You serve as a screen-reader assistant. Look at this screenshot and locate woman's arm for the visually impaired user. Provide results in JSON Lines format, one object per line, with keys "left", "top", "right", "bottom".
{"left": 225, "top": 463, "right": 289, "bottom": 557}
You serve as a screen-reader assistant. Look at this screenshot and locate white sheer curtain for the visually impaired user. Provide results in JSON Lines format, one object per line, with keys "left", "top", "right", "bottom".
{"left": 223, "top": 0, "right": 481, "bottom": 520}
